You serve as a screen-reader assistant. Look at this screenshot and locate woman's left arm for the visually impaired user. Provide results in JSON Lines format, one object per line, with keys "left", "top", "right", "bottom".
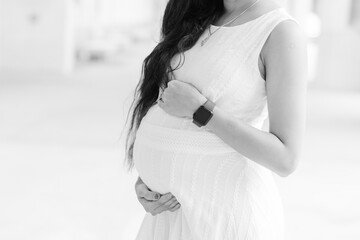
{"left": 159, "top": 21, "right": 308, "bottom": 177}
{"left": 207, "top": 21, "right": 308, "bottom": 177}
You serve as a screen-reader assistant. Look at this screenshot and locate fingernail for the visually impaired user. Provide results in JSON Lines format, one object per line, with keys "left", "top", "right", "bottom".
{"left": 155, "top": 194, "right": 160, "bottom": 200}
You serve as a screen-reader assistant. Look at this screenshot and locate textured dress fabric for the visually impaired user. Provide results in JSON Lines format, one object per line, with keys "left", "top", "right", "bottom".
{"left": 133, "top": 8, "right": 295, "bottom": 240}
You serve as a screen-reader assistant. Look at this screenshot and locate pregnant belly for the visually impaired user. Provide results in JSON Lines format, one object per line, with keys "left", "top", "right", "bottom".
{"left": 133, "top": 141, "right": 172, "bottom": 194}
{"left": 133, "top": 120, "right": 237, "bottom": 194}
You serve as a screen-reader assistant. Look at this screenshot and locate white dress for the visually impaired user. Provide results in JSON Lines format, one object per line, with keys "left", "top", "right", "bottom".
{"left": 133, "top": 8, "right": 295, "bottom": 240}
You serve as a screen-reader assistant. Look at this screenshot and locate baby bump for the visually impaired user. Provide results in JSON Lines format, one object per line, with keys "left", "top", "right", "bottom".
{"left": 133, "top": 120, "right": 237, "bottom": 195}
{"left": 133, "top": 120, "right": 283, "bottom": 238}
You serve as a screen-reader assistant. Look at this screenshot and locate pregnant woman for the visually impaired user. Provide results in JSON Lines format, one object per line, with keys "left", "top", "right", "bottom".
{"left": 125, "top": 0, "right": 307, "bottom": 239}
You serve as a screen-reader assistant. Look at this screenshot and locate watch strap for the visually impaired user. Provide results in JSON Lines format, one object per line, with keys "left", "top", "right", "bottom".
{"left": 203, "top": 99, "right": 215, "bottom": 112}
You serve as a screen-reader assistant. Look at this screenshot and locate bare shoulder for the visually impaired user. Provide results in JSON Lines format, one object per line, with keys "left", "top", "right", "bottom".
{"left": 263, "top": 19, "right": 307, "bottom": 57}
{"left": 261, "top": 19, "right": 308, "bottom": 87}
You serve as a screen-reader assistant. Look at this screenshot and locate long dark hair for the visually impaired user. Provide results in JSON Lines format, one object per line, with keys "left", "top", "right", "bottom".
{"left": 125, "top": 0, "right": 224, "bottom": 169}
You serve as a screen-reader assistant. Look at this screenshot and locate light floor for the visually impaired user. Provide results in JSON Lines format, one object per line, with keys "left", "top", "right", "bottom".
{"left": 0, "top": 43, "right": 359, "bottom": 240}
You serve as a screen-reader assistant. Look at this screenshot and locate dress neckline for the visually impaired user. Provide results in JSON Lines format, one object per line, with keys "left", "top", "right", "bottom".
{"left": 210, "top": 7, "right": 283, "bottom": 29}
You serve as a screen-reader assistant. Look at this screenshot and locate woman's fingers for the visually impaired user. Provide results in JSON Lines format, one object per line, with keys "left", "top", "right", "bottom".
{"left": 151, "top": 196, "right": 181, "bottom": 215}
{"left": 136, "top": 189, "right": 181, "bottom": 215}
{"left": 169, "top": 203, "right": 181, "bottom": 212}
{"left": 168, "top": 199, "right": 179, "bottom": 209}
{"left": 143, "top": 191, "right": 161, "bottom": 201}
{"left": 167, "top": 197, "right": 181, "bottom": 212}
{"left": 153, "top": 193, "right": 173, "bottom": 206}
{"left": 135, "top": 181, "right": 161, "bottom": 201}
{"left": 160, "top": 196, "right": 178, "bottom": 209}
{"left": 139, "top": 193, "right": 172, "bottom": 213}
{"left": 153, "top": 200, "right": 181, "bottom": 214}
{"left": 151, "top": 197, "right": 177, "bottom": 215}
{"left": 151, "top": 205, "right": 170, "bottom": 215}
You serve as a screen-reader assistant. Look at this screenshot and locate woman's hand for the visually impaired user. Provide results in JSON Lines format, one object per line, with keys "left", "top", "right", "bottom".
{"left": 135, "top": 177, "right": 181, "bottom": 216}
{"left": 158, "top": 80, "right": 207, "bottom": 118}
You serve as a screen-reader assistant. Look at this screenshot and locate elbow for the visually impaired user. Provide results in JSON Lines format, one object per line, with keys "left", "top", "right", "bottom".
{"left": 277, "top": 163, "right": 296, "bottom": 177}
{"left": 276, "top": 153, "right": 300, "bottom": 177}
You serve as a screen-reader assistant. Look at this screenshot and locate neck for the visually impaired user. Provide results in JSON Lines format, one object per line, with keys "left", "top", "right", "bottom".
{"left": 223, "top": 0, "right": 256, "bottom": 14}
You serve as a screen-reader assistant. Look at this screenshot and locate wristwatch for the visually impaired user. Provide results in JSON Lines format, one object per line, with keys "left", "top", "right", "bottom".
{"left": 192, "top": 99, "right": 215, "bottom": 127}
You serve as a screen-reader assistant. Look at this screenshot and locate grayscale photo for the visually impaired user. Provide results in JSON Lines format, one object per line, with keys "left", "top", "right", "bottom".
{"left": 0, "top": 0, "right": 359, "bottom": 239}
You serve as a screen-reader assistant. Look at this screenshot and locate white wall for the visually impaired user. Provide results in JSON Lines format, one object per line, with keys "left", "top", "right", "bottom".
{"left": 0, "top": 0, "right": 74, "bottom": 74}
{"left": 74, "top": 0, "right": 155, "bottom": 30}
{"left": 314, "top": 0, "right": 360, "bottom": 91}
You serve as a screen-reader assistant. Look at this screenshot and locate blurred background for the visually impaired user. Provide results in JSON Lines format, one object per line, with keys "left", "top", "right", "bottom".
{"left": 0, "top": 0, "right": 359, "bottom": 239}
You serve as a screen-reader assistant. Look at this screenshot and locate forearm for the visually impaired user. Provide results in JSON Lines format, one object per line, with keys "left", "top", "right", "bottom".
{"left": 206, "top": 106, "right": 297, "bottom": 177}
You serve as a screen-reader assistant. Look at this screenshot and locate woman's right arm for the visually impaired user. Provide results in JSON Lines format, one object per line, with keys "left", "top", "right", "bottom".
{"left": 135, "top": 176, "right": 181, "bottom": 215}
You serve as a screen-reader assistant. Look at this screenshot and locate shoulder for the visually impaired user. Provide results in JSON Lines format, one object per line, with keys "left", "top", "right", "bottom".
{"left": 262, "top": 19, "right": 307, "bottom": 59}
{"left": 261, "top": 19, "right": 307, "bottom": 64}
{"left": 272, "top": 19, "right": 306, "bottom": 43}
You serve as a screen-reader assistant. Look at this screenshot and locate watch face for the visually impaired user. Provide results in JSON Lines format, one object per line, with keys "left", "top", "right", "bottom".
{"left": 193, "top": 106, "right": 213, "bottom": 126}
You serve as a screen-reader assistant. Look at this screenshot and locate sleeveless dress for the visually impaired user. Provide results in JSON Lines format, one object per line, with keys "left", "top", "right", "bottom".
{"left": 133, "top": 8, "right": 295, "bottom": 240}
